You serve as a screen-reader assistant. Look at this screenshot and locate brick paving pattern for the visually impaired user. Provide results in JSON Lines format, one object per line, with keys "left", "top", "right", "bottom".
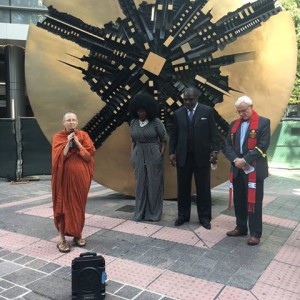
{"left": 0, "top": 168, "right": 299, "bottom": 299}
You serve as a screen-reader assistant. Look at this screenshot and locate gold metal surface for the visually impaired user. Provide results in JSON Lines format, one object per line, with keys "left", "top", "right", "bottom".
{"left": 25, "top": 0, "right": 297, "bottom": 198}
{"left": 143, "top": 52, "right": 166, "bottom": 76}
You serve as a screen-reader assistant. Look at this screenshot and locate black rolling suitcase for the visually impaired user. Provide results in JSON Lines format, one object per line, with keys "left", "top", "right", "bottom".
{"left": 72, "top": 252, "right": 106, "bottom": 299}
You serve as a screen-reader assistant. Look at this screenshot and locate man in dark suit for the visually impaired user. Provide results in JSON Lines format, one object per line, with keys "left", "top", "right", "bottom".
{"left": 169, "top": 87, "right": 220, "bottom": 229}
{"left": 224, "top": 95, "right": 270, "bottom": 245}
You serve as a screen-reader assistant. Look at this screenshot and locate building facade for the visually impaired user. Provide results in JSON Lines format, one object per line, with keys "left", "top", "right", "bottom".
{"left": 0, "top": 0, "right": 47, "bottom": 118}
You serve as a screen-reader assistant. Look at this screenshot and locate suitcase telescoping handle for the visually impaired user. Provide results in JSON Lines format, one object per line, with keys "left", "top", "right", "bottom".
{"left": 79, "top": 252, "right": 97, "bottom": 258}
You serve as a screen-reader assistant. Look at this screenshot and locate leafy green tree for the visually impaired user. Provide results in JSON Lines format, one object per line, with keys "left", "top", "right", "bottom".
{"left": 280, "top": 0, "right": 300, "bottom": 104}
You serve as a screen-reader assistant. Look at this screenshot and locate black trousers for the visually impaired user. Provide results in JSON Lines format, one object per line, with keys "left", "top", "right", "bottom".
{"left": 176, "top": 155, "right": 212, "bottom": 222}
{"left": 233, "top": 170, "right": 264, "bottom": 237}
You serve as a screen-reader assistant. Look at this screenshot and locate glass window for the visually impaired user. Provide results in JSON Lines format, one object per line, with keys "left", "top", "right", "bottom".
{"left": 285, "top": 104, "right": 300, "bottom": 119}
{"left": 0, "top": 0, "right": 10, "bottom": 5}
{"left": 0, "top": 10, "right": 10, "bottom": 22}
{"left": 11, "top": 11, "right": 46, "bottom": 24}
{"left": 11, "top": 0, "right": 44, "bottom": 8}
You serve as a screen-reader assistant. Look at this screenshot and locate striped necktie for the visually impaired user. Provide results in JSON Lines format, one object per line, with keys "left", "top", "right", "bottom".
{"left": 188, "top": 109, "right": 194, "bottom": 122}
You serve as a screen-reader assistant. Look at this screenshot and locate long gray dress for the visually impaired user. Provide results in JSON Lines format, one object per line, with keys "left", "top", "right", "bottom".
{"left": 130, "top": 118, "right": 167, "bottom": 221}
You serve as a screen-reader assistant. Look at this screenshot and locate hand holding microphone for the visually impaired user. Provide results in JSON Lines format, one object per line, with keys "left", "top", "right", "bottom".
{"left": 69, "top": 128, "right": 75, "bottom": 147}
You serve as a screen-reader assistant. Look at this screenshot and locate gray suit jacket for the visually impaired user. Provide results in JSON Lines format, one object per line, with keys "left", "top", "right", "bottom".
{"left": 169, "top": 103, "right": 220, "bottom": 167}
{"left": 224, "top": 116, "right": 270, "bottom": 180}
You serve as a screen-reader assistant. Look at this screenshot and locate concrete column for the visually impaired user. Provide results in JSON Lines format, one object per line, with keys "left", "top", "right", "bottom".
{"left": 5, "top": 45, "right": 26, "bottom": 118}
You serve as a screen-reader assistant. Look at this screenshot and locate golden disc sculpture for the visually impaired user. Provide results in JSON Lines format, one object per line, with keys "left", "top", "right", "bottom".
{"left": 25, "top": 0, "right": 297, "bottom": 198}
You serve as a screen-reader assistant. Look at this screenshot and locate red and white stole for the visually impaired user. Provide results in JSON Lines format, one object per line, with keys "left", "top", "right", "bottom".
{"left": 229, "top": 110, "right": 259, "bottom": 212}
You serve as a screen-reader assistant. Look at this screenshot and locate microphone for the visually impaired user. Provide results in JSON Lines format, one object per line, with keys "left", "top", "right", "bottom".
{"left": 69, "top": 128, "right": 75, "bottom": 147}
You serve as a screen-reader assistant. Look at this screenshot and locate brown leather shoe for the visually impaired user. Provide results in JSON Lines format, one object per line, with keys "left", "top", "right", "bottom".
{"left": 226, "top": 229, "right": 247, "bottom": 237}
{"left": 247, "top": 236, "right": 260, "bottom": 246}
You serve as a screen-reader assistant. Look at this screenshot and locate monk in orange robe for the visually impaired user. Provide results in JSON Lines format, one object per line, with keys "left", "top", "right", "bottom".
{"left": 52, "top": 112, "right": 95, "bottom": 253}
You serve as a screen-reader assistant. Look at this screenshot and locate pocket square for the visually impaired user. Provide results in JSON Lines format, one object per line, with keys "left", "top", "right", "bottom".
{"left": 201, "top": 117, "right": 207, "bottom": 120}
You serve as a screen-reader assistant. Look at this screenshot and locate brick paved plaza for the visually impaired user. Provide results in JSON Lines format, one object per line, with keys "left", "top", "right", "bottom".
{"left": 0, "top": 169, "right": 299, "bottom": 299}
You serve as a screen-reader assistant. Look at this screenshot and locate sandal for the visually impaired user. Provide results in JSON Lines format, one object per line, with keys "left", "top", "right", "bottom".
{"left": 57, "top": 241, "right": 71, "bottom": 253}
{"left": 73, "top": 237, "right": 86, "bottom": 247}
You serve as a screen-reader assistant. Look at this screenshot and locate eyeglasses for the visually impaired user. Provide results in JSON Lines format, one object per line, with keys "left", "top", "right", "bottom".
{"left": 236, "top": 106, "right": 250, "bottom": 114}
{"left": 183, "top": 98, "right": 195, "bottom": 102}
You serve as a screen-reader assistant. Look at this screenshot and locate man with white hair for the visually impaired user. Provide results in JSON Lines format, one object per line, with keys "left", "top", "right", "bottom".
{"left": 224, "top": 95, "right": 270, "bottom": 245}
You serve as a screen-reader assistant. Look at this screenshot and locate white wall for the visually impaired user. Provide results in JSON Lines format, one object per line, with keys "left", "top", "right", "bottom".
{"left": 0, "top": 23, "right": 28, "bottom": 43}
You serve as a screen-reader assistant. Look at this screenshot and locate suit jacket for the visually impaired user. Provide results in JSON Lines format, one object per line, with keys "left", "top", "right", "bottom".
{"left": 169, "top": 103, "right": 220, "bottom": 167}
{"left": 224, "top": 116, "right": 270, "bottom": 180}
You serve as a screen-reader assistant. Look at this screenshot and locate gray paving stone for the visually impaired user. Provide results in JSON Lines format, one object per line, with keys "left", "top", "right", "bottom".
{"left": 241, "top": 259, "right": 271, "bottom": 274}
{"left": 2, "top": 252, "right": 24, "bottom": 261}
{"left": 219, "top": 253, "right": 247, "bottom": 268}
{"left": 0, "top": 280, "right": 14, "bottom": 289}
{"left": 220, "top": 207, "right": 235, "bottom": 217}
{"left": 0, "top": 261, "right": 22, "bottom": 277}
{"left": 134, "top": 243, "right": 188, "bottom": 266}
{"left": 0, "top": 171, "right": 299, "bottom": 299}
{"left": 260, "top": 224, "right": 276, "bottom": 237}
{"left": 263, "top": 207, "right": 281, "bottom": 215}
{"left": 0, "top": 212, "right": 54, "bottom": 242}
{"left": 250, "top": 252, "right": 274, "bottom": 271}
{"left": 228, "top": 267, "right": 261, "bottom": 290}
{"left": 212, "top": 236, "right": 247, "bottom": 254}
{"left": 289, "top": 210, "right": 300, "bottom": 220}
{"left": 138, "top": 239, "right": 175, "bottom": 251}
{"left": 183, "top": 245, "right": 207, "bottom": 258}
{"left": 121, "top": 248, "right": 147, "bottom": 260}
{"left": 0, "top": 250, "right": 11, "bottom": 258}
{"left": 271, "top": 227, "right": 293, "bottom": 239}
{"left": 26, "top": 275, "right": 71, "bottom": 300}
{"left": 51, "top": 266, "right": 72, "bottom": 281}
{"left": 106, "top": 280, "right": 124, "bottom": 294}
{"left": 23, "top": 291, "right": 52, "bottom": 300}
{"left": 259, "top": 239, "right": 285, "bottom": 255}
{"left": 136, "top": 255, "right": 175, "bottom": 269}
{"left": 91, "top": 233, "right": 136, "bottom": 257}
{"left": 267, "top": 233, "right": 289, "bottom": 244}
{"left": 26, "top": 259, "right": 48, "bottom": 270}
{"left": 115, "top": 285, "right": 142, "bottom": 299}
{"left": 135, "top": 290, "right": 162, "bottom": 300}
{"left": 104, "top": 293, "right": 127, "bottom": 299}
{"left": 178, "top": 253, "right": 217, "bottom": 270}
{"left": 202, "top": 249, "right": 225, "bottom": 262}
{"left": 0, "top": 285, "right": 30, "bottom": 299}
{"left": 161, "top": 243, "right": 193, "bottom": 259}
{"left": 208, "top": 260, "right": 241, "bottom": 285}
{"left": 127, "top": 244, "right": 153, "bottom": 255}
{"left": 38, "top": 262, "right": 62, "bottom": 274}
{"left": 170, "top": 260, "right": 213, "bottom": 279}
{"left": 3, "top": 268, "right": 47, "bottom": 286}
{"left": 154, "top": 257, "right": 178, "bottom": 269}
{"left": 14, "top": 255, "right": 36, "bottom": 265}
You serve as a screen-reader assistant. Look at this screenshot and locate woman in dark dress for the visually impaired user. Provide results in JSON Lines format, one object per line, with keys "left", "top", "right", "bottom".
{"left": 129, "top": 93, "right": 167, "bottom": 222}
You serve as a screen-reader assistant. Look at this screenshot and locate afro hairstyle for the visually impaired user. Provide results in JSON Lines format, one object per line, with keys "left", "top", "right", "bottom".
{"left": 129, "top": 93, "right": 158, "bottom": 121}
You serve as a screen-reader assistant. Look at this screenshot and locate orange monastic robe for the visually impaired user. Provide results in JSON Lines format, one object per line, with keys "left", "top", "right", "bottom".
{"left": 51, "top": 129, "right": 95, "bottom": 238}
